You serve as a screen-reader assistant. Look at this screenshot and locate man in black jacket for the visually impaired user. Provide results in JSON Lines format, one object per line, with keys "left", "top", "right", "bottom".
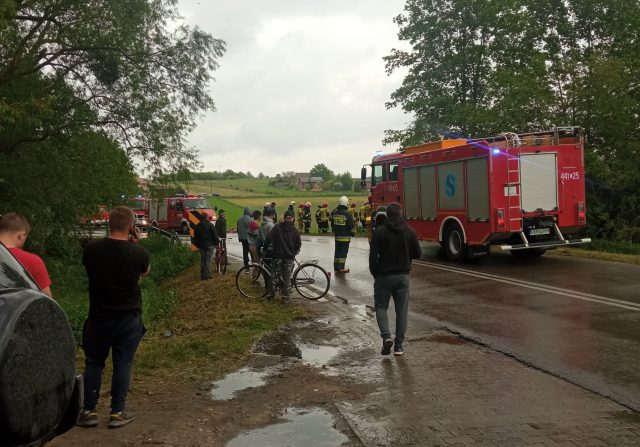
{"left": 194, "top": 212, "right": 219, "bottom": 280}
{"left": 369, "top": 203, "right": 421, "bottom": 356}
{"left": 264, "top": 210, "right": 301, "bottom": 303}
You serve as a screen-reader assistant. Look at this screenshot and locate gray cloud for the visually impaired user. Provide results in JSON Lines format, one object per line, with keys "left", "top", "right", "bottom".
{"left": 178, "top": 0, "right": 411, "bottom": 176}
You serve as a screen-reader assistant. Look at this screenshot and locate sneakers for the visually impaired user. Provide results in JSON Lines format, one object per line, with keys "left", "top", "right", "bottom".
{"left": 76, "top": 410, "right": 98, "bottom": 427}
{"left": 108, "top": 411, "right": 135, "bottom": 428}
{"left": 394, "top": 346, "right": 405, "bottom": 356}
{"left": 381, "top": 338, "right": 393, "bottom": 356}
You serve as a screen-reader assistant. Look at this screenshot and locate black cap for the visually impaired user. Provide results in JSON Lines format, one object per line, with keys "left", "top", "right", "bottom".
{"left": 264, "top": 207, "right": 275, "bottom": 217}
{"left": 218, "top": 209, "right": 226, "bottom": 214}
{"left": 284, "top": 210, "right": 294, "bottom": 219}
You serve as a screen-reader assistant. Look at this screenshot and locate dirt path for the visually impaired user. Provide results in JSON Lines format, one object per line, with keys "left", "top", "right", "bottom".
{"left": 50, "top": 297, "right": 379, "bottom": 446}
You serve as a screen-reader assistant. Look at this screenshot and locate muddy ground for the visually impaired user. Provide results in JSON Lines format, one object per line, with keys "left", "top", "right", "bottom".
{"left": 50, "top": 298, "right": 379, "bottom": 447}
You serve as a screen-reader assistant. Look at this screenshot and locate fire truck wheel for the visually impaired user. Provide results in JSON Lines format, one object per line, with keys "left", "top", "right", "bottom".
{"left": 511, "top": 248, "right": 546, "bottom": 258}
{"left": 443, "top": 223, "right": 467, "bottom": 261}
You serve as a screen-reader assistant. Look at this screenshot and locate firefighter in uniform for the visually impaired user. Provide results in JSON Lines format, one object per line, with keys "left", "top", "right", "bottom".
{"left": 288, "top": 201, "right": 295, "bottom": 213}
{"left": 359, "top": 198, "right": 372, "bottom": 234}
{"left": 319, "top": 202, "right": 330, "bottom": 234}
{"left": 349, "top": 202, "right": 359, "bottom": 232}
{"left": 330, "top": 196, "right": 355, "bottom": 273}
{"left": 315, "top": 204, "right": 322, "bottom": 231}
{"left": 302, "top": 202, "right": 312, "bottom": 234}
{"left": 297, "top": 203, "right": 305, "bottom": 232}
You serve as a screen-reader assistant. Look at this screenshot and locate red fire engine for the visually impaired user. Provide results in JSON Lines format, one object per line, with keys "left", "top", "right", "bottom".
{"left": 79, "top": 205, "right": 109, "bottom": 226}
{"left": 361, "top": 127, "right": 591, "bottom": 261}
{"left": 127, "top": 196, "right": 149, "bottom": 228}
{"left": 147, "top": 195, "right": 217, "bottom": 234}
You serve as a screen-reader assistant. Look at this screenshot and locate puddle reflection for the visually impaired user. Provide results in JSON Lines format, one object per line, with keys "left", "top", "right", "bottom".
{"left": 226, "top": 407, "right": 348, "bottom": 447}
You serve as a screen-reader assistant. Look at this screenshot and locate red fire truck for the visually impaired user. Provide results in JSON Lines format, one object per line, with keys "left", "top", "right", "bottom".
{"left": 361, "top": 127, "right": 591, "bottom": 261}
{"left": 147, "top": 195, "right": 217, "bottom": 234}
{"left": 127, "top": 196, "right": 149, "bottom": 228}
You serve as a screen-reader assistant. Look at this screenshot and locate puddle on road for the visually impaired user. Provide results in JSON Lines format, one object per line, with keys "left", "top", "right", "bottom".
{"left": 297, "top": 343, "right": 340, "bottom": 367}
{"left": 253, "top": 329, "right": 340, "bottom": 368}
{"left": 227, "top": 407, "right": 348, "bottom": 447}
{"left": 210, "top": 367, "right": 275, "bottom": 401}
{"left": 349, "top": 303, "right": 373, "bottom": 321}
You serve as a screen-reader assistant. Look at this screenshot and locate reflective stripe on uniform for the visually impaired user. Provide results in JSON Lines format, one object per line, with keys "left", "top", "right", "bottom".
{"left": 335, "top": 237, "right": 351, "bottom": 242}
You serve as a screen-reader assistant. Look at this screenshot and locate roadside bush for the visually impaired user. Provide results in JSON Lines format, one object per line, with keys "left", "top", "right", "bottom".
{"left": 50, "top": 234, "right": 195, "bottom": 342}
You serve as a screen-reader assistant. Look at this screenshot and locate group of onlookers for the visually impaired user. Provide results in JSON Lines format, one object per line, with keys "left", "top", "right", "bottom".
{"left": 1, "top": 194, "right": 423, "bottom": 437}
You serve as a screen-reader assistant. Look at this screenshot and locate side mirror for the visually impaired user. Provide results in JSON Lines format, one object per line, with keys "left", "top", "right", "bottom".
{"left": 360, "top": 167, "right": 367, "bottom": 181}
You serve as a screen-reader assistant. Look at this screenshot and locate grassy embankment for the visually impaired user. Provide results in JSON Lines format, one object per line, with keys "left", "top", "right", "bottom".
{"left": 553, "top": 239, "right": 640, "bottom": 265}
{"left": 51, "top": 234, "right": 301, "bottom": 383}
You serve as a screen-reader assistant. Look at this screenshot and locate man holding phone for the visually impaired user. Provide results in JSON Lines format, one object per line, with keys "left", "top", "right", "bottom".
{"left": 77, "top": 206, "right": 151, "bottom": 428}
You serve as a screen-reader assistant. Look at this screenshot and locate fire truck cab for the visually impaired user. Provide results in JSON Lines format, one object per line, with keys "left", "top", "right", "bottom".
{"left": 362, "top": 127, "right": 591, "bottom": 261}
{"left": 147, "top": 195, "right": 216, "bottom": 234}
{"left": 127, "top": 196, "right": 148, "bottom": 229}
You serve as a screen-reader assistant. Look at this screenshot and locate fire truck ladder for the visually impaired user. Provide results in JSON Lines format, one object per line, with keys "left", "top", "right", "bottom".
{"left": 502, "top": 134, "right": 522, "bottom": 233}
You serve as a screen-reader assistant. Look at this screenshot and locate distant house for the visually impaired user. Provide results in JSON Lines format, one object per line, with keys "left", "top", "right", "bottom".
{"left": 295, "top": 173, "right": 324, "bottom": 191}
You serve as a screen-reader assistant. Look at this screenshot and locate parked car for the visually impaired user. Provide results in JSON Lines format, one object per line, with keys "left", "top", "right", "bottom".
{"left": 0, "top": 242, "right": 81, "bottom": 446}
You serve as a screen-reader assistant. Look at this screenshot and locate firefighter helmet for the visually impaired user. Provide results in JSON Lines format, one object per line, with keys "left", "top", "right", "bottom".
{"left": 322, "top": 202, "right": 328, "bottom": 207}
{"left": 351, "top": 202, "right": 357, "bottom": 208}
{"left": 338, "top": 196, "right": 349, "bottom": 206}
{"left": 306, "top": 202, "right": 311, "bottom": 207}
{"left": 298, "top": 203, "right": 305, "bottom": 208}
{"left": 264, "top": 201, "right": 271, "bottom": 207}
{"left": 289, "top": 201, "right": 295, "bottom": 206}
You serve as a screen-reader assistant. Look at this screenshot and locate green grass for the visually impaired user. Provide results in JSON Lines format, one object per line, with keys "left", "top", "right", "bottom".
{"left": 133, "top": 265, "right": 302, "bottom": 382}
{"left": 189, "top": 178, "right": 361, "bottom": 198}
{"left": 50, "top": 234, "right": 195, "bottom": 342}
{"left": 207, "top": 196, "right": 247, "bottom": 231}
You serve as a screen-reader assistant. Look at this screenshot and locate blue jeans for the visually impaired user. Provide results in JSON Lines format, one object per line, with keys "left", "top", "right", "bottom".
{"left": 374, "top": 274, "right": 410, "bottom": 348}
{"left": 82, "top": 313, "right": 145, "bottom": 412}
{"left": 200, "top": 245, "right": 215, "bottom": 279}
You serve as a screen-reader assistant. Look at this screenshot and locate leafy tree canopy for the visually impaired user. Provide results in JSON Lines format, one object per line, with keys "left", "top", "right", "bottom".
{"left": 0, "top": 0, "right": 226, "bottom": 174}
{"left": 386, "top": 0, "right": 640, "bottom": 242}
{"left": 309, "top": 163, "right": 334, "bottom": 181}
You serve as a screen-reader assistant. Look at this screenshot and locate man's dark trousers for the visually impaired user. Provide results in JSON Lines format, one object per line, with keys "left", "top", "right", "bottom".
{"left": 333, "top": 237, "right": 350, "bottom": 271}
{"left": 240, "top": 239, "right": 250, "bottom": 268}
{"left": 373, "top": 274, "right": 410, "bottom": 348}
{"left": 200, "top": 245, "right": 214, "bottom": 279}
{"left": 82, "top": 313, "right": 145, "bottom": 412}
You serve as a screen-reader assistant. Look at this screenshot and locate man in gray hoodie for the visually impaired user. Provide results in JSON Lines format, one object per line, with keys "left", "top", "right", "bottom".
{"left": 236, "top": 207, "right": 252, "bottom": 268}
{"left": 369, "top": 203, "right": 421, "bottom": 356}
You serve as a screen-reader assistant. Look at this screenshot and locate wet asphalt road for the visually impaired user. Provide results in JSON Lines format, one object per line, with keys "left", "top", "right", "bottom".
{"left": 227, "top": 234, "right": 640, "bottom": 412}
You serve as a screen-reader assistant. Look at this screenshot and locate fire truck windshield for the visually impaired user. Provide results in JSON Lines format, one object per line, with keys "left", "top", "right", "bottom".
{"left": 129, "top": 200, "right": 145, "bottom": 210}
{"left": 184, "top": 199, "right": 210, "bottom": 209}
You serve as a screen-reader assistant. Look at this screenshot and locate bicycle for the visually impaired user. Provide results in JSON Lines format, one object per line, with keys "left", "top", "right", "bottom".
{"left": 235, "top": 256, "right": 331, "bottom": 300}
{"left": 215, "top": 238, "right": 228, "bottom": 275}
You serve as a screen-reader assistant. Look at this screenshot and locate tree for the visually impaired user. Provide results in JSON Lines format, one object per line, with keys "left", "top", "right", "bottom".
{"left": 0, "top": 0, "right": 225, "bottom": 174}
{"left": 0, "top": 132, "right": 138, "bottom": 249}
{"left": 336, "top": 172, "right": 353, "bottom": 191}
{"left": 385, "top": 0, "right": 640, "bottom": 242}
{"left": 309, "top": 163, "right": 334, "bottom": 182}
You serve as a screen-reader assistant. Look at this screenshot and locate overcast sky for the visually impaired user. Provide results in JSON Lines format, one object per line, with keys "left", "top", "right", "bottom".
{"left": 176, "top": 0, "right": 410, "bottom": 177}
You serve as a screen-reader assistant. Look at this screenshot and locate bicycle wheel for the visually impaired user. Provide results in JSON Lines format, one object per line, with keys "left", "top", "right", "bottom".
{"left": 216, "top": 251, "right": 228, "bottom": 275}
{"left": 293, "top": 263, "right": 330, "bottom": 300}
{"left": 235, "top": 265, "right": 268, "bottom": 299}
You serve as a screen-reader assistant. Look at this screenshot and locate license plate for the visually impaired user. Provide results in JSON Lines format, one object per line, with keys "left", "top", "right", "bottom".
{"left": 530, "top": 228, "right": 550, "bottom": 236}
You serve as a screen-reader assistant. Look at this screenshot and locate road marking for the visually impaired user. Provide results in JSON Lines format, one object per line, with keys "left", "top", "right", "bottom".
{"left": 413, "top": 260, "right": 640, "bottom": 312}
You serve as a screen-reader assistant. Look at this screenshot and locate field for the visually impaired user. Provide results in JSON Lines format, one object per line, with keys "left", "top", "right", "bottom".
{"left": 189, "top": 178, "right": 363, "bottom": 198}
{"left": 214, "top": 195, "right": 368, "bottom": 234}
{"left": 192, "top": 178, "right": 368, "bottom": 233}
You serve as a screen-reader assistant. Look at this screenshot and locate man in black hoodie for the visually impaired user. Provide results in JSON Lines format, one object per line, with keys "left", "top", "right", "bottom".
{"left": 369, "top": 203, "right": 421, "bottom": 356}
{"left": 264, "top": 210, "right": 301, "bottom": 303}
